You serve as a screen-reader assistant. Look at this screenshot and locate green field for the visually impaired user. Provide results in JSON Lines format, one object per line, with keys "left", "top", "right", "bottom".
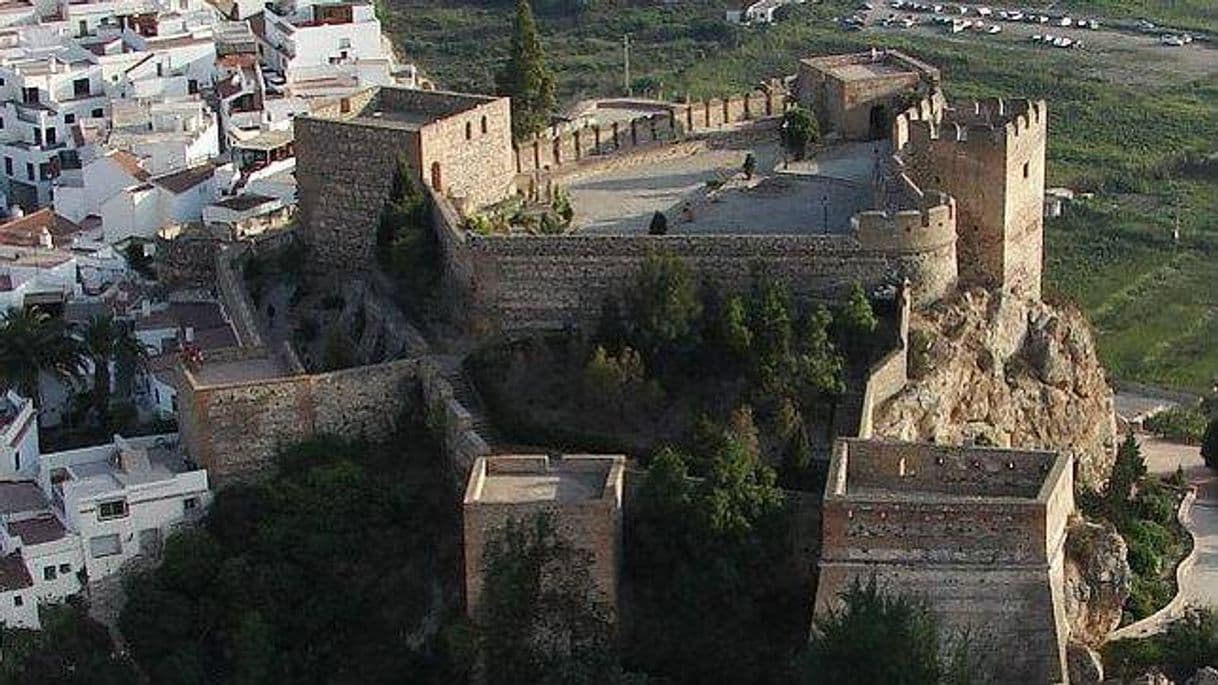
{"left": 385, "top": 0, "right": 1218, "bottom": 391}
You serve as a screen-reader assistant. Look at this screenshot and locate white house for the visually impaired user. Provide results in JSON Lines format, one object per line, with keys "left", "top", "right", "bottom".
{"left": 0, "top": 37, "right": 107, "bottom": 209}
{"left": 38, "top": 433, "right": 210, "bottom": 579}
{"left": 107, "top": 98, "right": 218, "bottom": 175}
{"left": 257, "top": 0, "right": 388, "bottom": 85}
{"left": 100, "top": 162, "right": 215, "bottom": 243}
{"left": 54, "top": 149, "right": 150, "bottom": 224}
{"left": 0, "top": 551, "right": 38, "bottom": 628}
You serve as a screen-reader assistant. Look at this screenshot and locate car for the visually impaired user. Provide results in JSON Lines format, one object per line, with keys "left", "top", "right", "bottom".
{"left": 976, "top": 6, "right": 991, "bottom": 16}
{"left": 1057, "top": 16, "right": 1072, "bottom": 27}
{"left": 986, "top": 24, "right": 1001, "bottom": 33}
{"left": 1036, "top": 14, "right": 1049, "bottom": 23}
{"left": 1162, "top": 34, "right": 1185, "bottom": 46}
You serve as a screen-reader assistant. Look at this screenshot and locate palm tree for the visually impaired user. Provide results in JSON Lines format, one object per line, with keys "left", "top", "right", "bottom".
{"left": 0, "top": 308, "right": 86, "bottom": 409}
{"left": 80, "top": 314, "right": 150, "bottom": 419}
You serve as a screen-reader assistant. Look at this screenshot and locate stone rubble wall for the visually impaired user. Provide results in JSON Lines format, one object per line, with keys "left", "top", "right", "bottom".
{"left": 214, "top": 242, "right": 264, "bottom": 348}
{"left": 417, "top": 357, "right": 491, "bottom": 482}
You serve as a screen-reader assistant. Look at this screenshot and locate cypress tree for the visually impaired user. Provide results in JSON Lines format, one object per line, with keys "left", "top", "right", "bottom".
{"left": 497, "top": 0, "right": 557, "bottom": 141}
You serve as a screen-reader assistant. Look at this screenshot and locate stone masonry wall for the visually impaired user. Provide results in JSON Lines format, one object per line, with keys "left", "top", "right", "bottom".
{"left": 178, "top": 358, "right": 418, "bottom": 482}
{"left": 295, "top": 116, "right": 419, "bottom": 268}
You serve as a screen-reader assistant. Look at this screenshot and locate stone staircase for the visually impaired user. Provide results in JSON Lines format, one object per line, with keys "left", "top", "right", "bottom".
{"left": 435, "top": 356, "right": 504, "bottom": 449}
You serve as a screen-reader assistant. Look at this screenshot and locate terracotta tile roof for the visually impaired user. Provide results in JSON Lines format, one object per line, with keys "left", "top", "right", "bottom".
{"left": 152, "top": 164, "right": 215, "bottom": 194}
{"left": 7, "top": 514, "right": 66, "bottom": 545}
{"left": 218, "top": 53, "right": 257, "bottom": 69}
{"left": 0, "top": 209, "right": 84, "bottom": 248}
{"left": 108, "top": 150, "right": 150, "bottom": 181}
{"left": 0, "top": 551, "right": 31, "bottom": 592}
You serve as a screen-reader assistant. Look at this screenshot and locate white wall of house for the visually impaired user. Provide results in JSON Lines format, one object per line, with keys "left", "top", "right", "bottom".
{"left": 100, "top": 184, "right": 159, "bottom": 243}
{"left": 0, "top": 391, "right": 39, "bottom": 479}
{"left": 18, "top": 535, "right": 84, "bottom": 602}
{"left": 53, "top": 154, "right": 143, "bottom": 223}
{"left": 0, "top": 585, "right": 39, "bottom": 628}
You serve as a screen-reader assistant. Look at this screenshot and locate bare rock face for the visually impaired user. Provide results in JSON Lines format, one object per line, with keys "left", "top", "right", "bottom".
{"left": 1064, "top": 518, "right": 1132, "bottom": 646}
{"left": 873, "top": 289, "right": 1117, "bottom": 489}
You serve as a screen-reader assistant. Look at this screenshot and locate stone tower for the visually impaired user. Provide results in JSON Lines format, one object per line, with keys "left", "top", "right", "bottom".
{"left": 902, "top": 98, "right": 1047, "bottom": 301}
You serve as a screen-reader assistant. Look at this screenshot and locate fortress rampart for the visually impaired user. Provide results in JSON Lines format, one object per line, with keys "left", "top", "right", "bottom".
{"left": 512, "top": 82, "right": 784, "bottom": 176}
{"left": 816, "top": 438, "right": 1073, "bottom": 684}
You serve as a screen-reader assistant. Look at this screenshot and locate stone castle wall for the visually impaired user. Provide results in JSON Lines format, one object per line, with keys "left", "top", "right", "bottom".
{"left": 177, "top": 355, "right": 418, "bottom": 482}
{"left": 295, "top": 88, "right": 514, "bottom": 269}
{"left": 435, "top": 194, "right": 956, "bottom": 331}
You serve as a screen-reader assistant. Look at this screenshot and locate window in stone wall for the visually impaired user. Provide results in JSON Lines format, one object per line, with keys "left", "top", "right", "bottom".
{"left": 481, "top": 115, "right": 487, "bottom": 134}
{"left": 1023, "top": 162, "right": 1029, "bottom": 179}
{"left": 465, "top": 121, "right": 472, "bottom": 140}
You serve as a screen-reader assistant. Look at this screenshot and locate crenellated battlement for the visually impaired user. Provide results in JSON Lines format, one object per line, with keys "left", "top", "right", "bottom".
{"left": 904, "top": 98, "right": 1047, "bottom": 155}
{"left": 854, "top": 189, "right": 957, "bottom": 253}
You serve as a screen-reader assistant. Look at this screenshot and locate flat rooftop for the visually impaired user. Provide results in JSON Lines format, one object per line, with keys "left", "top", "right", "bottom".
{"left": 465, "top": 454, "right": 625, "bottom": 506}
{"left": 0, "top": 481, "right": 48, "bottom": 516}
{"left": 191, "top": 355, "right": 288, "bottom": 386}
{"left": 321, "top": 87, "right": 500, "bottom": 130}
{"left": 567, "top": 141, "right": 878, "bottom": 236}
{"left": 831, "top": 439, "right": 1065, "bottom": 501}
{"left": 825, "top": 61, "right": 916, "bottom": 82}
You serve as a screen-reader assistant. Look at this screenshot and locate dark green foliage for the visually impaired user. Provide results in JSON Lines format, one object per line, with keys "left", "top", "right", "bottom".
{"left": 1204, "top": 416, "right": 1218, "bottom": 469}
{"left": 742, "top": 152, "right": 757, "bottom": 179}
{"left": 80, "top": 314, "right": 149, "bottom": 423}
{"left": 1145, "top": 406, "right": 1209, "bottom": 444}
{"left": 377, "top": 159, "right": 441, "bottom": 312}
{"left": 0, "top": 602, "right": 139, "bottom": 684}
{"left": 647, "top": 211, "right": 667, "bottom": 235}
{"left": 780, "top": 107, "right": 817, "bottom": 161}
{"left": 1104, "top": 608, "right": 1218, "bottom": 682}
{"left": 624, "top": 437, "right": 796, "bottom": 684}
{"left": 477, "top": 513, "right": 641, "bottom": 685}
{"left": 801, "top": 577, "right": 988, "bottom": 684}
{"left": 121, "top": 431, "right": 459, "bottom": 684}
{"left": 321, "top": 326, "right": 355, "bottom": 371}
{"left": 1107, "top": 432, "right": 1149, "bottom": 516}
{"left": 626, "top": 251, "right": 702, "bottom": 363}
{"left": 0, "top": 308, "right": 85, "bottom": 407}
{"left": 496, "top": 0, "right": 557, "bottom": 140}
{"left": 124, "top": 241, "right": 154, "bottom": 279}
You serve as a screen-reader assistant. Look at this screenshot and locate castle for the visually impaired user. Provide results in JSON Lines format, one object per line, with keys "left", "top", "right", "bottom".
{"left": 171, "top": 49, "right": 1079, "bottom": 682}
{"left": 293, "top": 48, "right": 1046, "bottom": 331}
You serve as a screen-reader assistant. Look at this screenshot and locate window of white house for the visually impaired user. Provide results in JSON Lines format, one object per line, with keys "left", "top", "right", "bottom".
{"left": 43, "top": 566, "right": 56, "bottom": 581}
{"left": 58, "top": 563, "right": 70, "bottom": 574}
{"left": 97, "top": 499, "right": 128, "bottom": 521}
{"left": 338, "top": 37, "right": 351, "bottom": 49}
{"left": 90, "top": 534, "right": 121, "bottom": 558}
{"left": 183, "top": 497, "right": 198, "bottom": 511}
{"left": 13, "top": 595, "right": 21, "bottom": 607}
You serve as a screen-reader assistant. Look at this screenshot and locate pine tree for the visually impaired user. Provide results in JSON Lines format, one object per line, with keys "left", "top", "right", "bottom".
{"left": 497, "top": 0, "right": 557, "bottom": 141}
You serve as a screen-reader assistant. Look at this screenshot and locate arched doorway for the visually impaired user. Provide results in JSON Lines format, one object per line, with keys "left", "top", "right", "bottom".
{"left": 430, "top": 161, "right": 442, "bottom": 191}
{"left": 869, "top": 105, "right": 889, "bottom": 140}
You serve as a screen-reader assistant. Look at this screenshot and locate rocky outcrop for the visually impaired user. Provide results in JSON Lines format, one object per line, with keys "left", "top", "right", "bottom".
{"left": 1064, "top": 518, "right": 1132, "bottom": 646}
{"left": 1067, "top": 641, "right": 1105, "bottom": 684}
{"left": 873, "top": 289, "right": 1117, "bottom": 489}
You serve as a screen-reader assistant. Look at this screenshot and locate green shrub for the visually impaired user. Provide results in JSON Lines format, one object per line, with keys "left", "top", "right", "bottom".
{"left": 1146, "top": 406, "right": 1208, "bottom": 444}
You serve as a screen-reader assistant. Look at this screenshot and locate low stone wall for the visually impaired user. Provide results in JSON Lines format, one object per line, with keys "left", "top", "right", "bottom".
{"left": 417, "top": 357, "right": 491, "bottom": 483}
{"left": 857, "top": 283, "right": 911, "bottom": 439}
{"left": 214, "top": 243, "right": 264, "bottom": 348}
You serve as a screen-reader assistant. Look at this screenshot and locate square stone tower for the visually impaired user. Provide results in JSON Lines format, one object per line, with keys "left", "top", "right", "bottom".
{"left": 462, "top": 454, "right": 626, "bottom": 618}
{"left": 294, "top": 86, "right": 514, "bottom": 268}
{"left": 815, "top": 438, "right": 1073, "bottom": 684}
{"left": 901, "top": 98, "right": 1047, "bottom": 300}
{"left": 796, "top": 50, "right": 940, "bottom": 141}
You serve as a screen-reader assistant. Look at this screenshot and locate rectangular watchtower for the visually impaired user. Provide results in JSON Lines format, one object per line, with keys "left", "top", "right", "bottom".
{"left": 902, "top": 98, "right": 1047, "bottom": 300}
{"left": 295, "top": 87, "right": 514, "bottom": 268}
{"left": 462, "top": 454, "right": 626, "bottom": 619}
{"left": 815, "top": 438, "right": 1073, "bottom": 684}
{"left": 796, "top": 50, "right": 939, "bottom": 141}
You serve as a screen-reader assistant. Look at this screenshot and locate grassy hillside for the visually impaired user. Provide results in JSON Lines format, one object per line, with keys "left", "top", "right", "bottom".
{"left": 385, "top": 0, "right": 1218, "bottom": 391}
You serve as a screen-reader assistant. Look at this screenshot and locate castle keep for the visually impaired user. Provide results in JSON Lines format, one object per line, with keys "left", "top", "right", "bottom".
{"left": 816, "top": 438, "right": 1074, "bottom": 684}
{"left": 292, "top": 49, "right": 1046, "bottom": 333}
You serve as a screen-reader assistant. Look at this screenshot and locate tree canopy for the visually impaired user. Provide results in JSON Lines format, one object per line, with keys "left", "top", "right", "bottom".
{"left": 496, "top": 0, "right": 557, "bottom": 140}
